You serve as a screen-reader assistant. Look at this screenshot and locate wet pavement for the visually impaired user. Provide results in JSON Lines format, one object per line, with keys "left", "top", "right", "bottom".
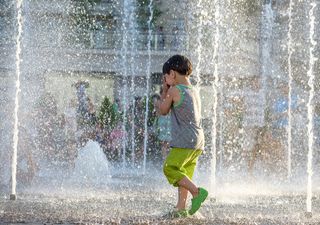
{"left": 1, "top": 171, "right": 320, "bottom": 225}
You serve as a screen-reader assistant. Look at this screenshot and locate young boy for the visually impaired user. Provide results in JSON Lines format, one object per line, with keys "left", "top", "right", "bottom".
{"left": 156, "top": 55, "right": 208, "bottom": 217}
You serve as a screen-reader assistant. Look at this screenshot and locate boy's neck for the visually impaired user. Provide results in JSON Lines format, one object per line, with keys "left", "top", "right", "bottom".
{"left": 175, "top": 74, "right": 191, "bottom": 86}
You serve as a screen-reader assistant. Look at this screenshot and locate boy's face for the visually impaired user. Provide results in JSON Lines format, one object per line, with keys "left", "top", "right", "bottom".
{"left": 164, "top": 70, "right": 175, "bottom": 86}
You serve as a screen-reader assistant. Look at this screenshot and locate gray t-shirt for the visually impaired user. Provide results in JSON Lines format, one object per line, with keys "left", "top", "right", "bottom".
{"left": 170, "top": 84, "right": 205, "bottom": 150}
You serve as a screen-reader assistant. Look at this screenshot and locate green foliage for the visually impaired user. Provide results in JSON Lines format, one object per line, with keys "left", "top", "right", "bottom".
{"left": 136, "top": 0, "right": 162, "bottom": 30}
{"left": 98, "top": 96, "right": 120, "bottom": 130}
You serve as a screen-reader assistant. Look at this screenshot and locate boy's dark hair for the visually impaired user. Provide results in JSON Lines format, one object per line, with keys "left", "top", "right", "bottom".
{"left": 162, "top": 55, "right": 192, "bottom": 76}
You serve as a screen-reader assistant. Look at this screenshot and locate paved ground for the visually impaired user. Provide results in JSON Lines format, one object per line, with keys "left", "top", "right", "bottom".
{"left": 1, "top": 171, "right": 320, "bottom": 225}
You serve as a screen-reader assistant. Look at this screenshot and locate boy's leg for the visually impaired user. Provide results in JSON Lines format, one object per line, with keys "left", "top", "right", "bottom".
{"left": 163, "top": 148, "right": 193, "bottom": 187}
{"left": 163, "top": 148, "right": 207, "bottom": 215}
{"left": 164, "top": 148, "right": 202, "bottom": 197}
{"left": 180, "top": 149, "right": 208, "bottom": 215}
{"left": 176, "top": 186, "right": 188, "bottom": 210}
{"left": 163, "top": 148, "right": 196, "bottom": 212}
{"left": 177, "top": 176, "right": 199, "bottom": 198}
{"left": 177, "top": 149, "right": 202, "bottom": 197}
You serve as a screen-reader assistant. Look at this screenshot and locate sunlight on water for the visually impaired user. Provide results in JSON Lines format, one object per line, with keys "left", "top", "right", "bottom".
{"left": 286, "top": 0, "right": 294, "bottom": 179}
{"left": 142, "top": 0, "right": 154, "bottom": 174}
{"left": 210, "top": 0, "right": 221, "bottom": 196}
{"left": 11, "top": 0, "right": 23, "bottom": 199}
{"left": 306, "top": 0, "right": 317, "bottom": 214}
{"left": 1, "top": 0, "right": 320, "bottom": 224}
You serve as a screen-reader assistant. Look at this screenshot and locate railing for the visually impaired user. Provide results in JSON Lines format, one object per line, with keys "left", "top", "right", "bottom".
{"left": 0, "top": 29, "right": 189, "bottom": 52}
{"left": 89, "top": 31, "right": 188, "bottom": 51}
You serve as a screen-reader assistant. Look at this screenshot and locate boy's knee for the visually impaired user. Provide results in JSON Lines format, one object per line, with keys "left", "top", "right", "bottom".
{"left": 163, "top": 164, "right": 182, "bottom": 187}
{"left": 163, "top": 162, "right": 178, "bottom": 179}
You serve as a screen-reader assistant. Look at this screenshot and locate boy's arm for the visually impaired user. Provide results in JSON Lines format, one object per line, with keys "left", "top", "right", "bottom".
{"left": 156, "top": 87, "right": 176, "bottom": 115}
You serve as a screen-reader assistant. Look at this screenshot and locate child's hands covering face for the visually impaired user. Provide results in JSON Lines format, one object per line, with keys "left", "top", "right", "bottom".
{"left": 164, "top": 73, "right": 175, "bottom": 86}
{"left": 162, "top": 76, "right": 170, "bottom": 93}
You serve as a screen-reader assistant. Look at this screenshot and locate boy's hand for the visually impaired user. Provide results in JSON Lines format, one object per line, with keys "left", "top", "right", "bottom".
{"left": 158, "top": 85, "right": 176, "bottom": 115}
{"left": 162, "top": 77, "right": 170, "bottom": 94}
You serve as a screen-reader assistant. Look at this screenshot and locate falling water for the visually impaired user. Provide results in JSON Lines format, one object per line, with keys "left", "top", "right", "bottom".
{"left": 142, "top": 0, "right": 153, "bottom": 174}
{"left": 10, "top": 0, "right": 23, "bottom": 200}
{"left": 306, "top": 0, "right": 317, "bottom": 214}
{"left": 260, "top": 0, "right": 273, "bottom": 124}
{"left": 218, "top": 88, "right": 224, "bottom": 172}
{"left": 130, "top": 98, "right": 136, "bottom": 163}
{"left": 129, "top": 104, "right": 136, "bottom": 163}
{"left": 129, "top": 1, "right": 138, "bottom": 164}
{"left": 194, "top": 0, "right": 204, "bottom": 88}
{"left": 120, "top": 0, "right": 130, "bottom": 168}
{"left": 260, "top": 1, "right": 273, "bottom": 112}
{"left": 286, "top": 0, "right": 294, "bottom": 178}
{"left": 210, "top": 0, "right": 220, "bottom": 194}
{"left": 218, "top": 0, "right": 226, "bottom": 171}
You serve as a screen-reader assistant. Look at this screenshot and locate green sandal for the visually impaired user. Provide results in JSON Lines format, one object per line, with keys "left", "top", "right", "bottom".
{"left": 167, "top": 209, "right": 189, "bottom": 218}
{"left": 189, "top": 187, "right": 208, "bottom": 215}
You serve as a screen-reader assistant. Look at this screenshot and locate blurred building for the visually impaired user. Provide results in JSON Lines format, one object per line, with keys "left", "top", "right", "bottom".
{"left": 0, "top": 0, "right": 319, "bottom": 174}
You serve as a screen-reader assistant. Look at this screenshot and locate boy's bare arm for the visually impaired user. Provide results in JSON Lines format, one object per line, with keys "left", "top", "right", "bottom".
{"left": 156, "top": 87, "right": 176, "bottom": 115}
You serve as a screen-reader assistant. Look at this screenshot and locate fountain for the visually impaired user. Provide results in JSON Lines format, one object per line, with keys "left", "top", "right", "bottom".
{"left": 72, "top": 140, "right": 110, "bottom": 184}
{"left": 306, "top": 0, "right": 317, "bottom": 216}
{"left": 119, "top": 0, "right": 130, "bottom": 169}
{"left": 142, "top": 0, "right": 153, "bottom": 174}
{"left": 0, "top": 0, "right": 320, "bottom": 224}
{"left": 210, "top": 0, "right": 221, "bottom": 196}
{"left": 286, "top": 0, "right": 294, "bottom": 179}
{"left": 129, "top": 0, "right": 138, "bottom": 164}
{"left": 10, "top": 0, "right": 23, "bottom": 201}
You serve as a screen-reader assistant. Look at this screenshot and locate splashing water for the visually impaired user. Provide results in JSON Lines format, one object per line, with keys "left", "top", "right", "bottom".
{"left": 73, "top": 140, "right": 109, "bottom": 183}
{"left": 2, "top": 1, "right": 320, "bottom": 223}
{"left": 194, "top": 0, "right": 204, "bottom": 89}
{"left": 130, "top": 97, "right": 136, "bottom": 163}
{"left": 210, "top": 0, "right": 220, "bottom": 195}
{"left": 260, "top": 1, "right": 274, "bottom": 109}
{"left": 120, "top": 0, "right": 130, "bottom": 168}
{"left": 286, "top": 0, "right": 294, "bottom": 179}
{"left": 131, "top": 98, "right": 136, "bottom": 164}
{"left": 11, "top": 0, "right": 24, "bottom": 200}
{"left": 142, "top": 0, "right": 153, "bottom": 174}
{"left": 218, "top": 0, "right": 226, "bottom": 172}
{"left": 129, "top": 0, "right": 138, "bottom": 164}
{"left": 306, "top": 0, "right": 317, "bottom": 214}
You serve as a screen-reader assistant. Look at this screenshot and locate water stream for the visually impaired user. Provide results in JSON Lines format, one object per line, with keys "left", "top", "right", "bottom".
{"left": 10, "top": 0, "right": 23, "bottom": 200}
{"left": 142, "top": 0, "right": 154, "bottom": 174}
{"left": 287, "top": 0, "right": 294, "bottom": 179}
{"left": 210, "top": 0, "right": 221, "bottom": 196}
{"left": 306, "top": 0, "right": 317, "bottom": 214}
{"left": 1, "top": 0, "right": 320, "bottom": 222}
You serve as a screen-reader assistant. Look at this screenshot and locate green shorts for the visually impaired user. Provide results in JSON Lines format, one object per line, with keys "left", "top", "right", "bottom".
{"left": 163, "top": 148, "right": 202, "bottom": 187}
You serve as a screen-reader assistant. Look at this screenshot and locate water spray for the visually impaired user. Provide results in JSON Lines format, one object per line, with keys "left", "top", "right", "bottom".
{"left": 129, "top": 1, "right": 138, "bottom": 165}
{"left": 120, "top": 0, "right": 130, "bottom": 169}
{"left": 286, "top": 0, "right": 294, "bottom": 179}
{"left": 10, "top": 0, "right": 24, "bottom": 201}
{"left": 142, "top": 0, "right": 153, "bottom": 175}
{"left": 305, "top": 0, "right": 317, "bottom": 217}
{"left": 210, "top": 0, "right": 220, "bottom": 196}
